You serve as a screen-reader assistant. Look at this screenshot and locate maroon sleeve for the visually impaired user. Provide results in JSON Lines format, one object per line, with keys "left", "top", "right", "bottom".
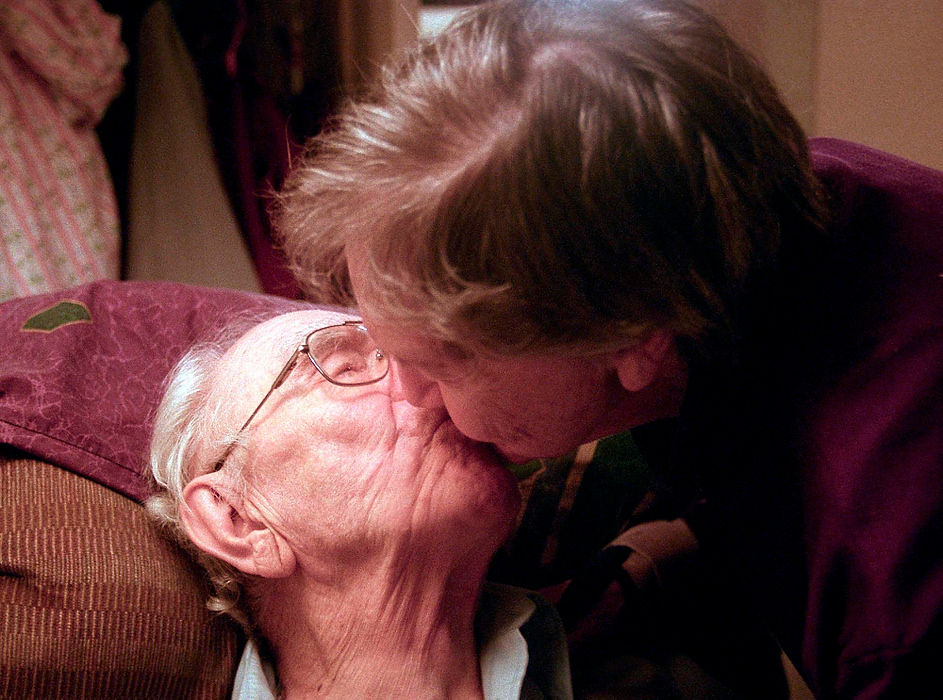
{"left": 804, "top": 324, "right": 943, "bottom": 698}
{"left": 804, "top": 139, "right": 943, "bottom": 698}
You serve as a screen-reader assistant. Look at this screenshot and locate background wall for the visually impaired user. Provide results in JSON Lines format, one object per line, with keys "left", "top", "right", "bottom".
{"left": 813, "top": 0, "right": 943, "bottom": 170}
{"left": 703, "top": 0, "right": 943, "bottom": 170}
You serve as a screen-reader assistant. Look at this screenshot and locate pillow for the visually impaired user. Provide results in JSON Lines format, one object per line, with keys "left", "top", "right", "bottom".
{"left": 0, "top": 281, "right": 312, "bottom": 696}
{"left": 0, "top": 280, "right": 308, "bottom": 501}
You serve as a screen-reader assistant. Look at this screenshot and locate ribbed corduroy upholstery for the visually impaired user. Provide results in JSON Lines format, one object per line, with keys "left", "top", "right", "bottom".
{"left": 0, "top": 453, "right": 242, "bottom": 698}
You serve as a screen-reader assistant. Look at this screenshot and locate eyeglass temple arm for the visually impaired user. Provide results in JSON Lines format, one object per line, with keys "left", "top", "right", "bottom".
{"left": 237, "top": 345, "right": 306, "bottom": 433}
{"left": 213, "top": 344, "right": 305, "bottom": 471}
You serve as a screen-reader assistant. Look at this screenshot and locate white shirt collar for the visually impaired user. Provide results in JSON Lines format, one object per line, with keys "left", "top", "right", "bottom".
{"left": 476, "top": 582, "right": 537, "bottom": 699}
{"left": 232, "top": 637, "right": 277, "bottom": 700}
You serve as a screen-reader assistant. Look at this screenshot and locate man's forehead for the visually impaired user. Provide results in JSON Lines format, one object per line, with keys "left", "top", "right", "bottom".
{"left": 218, "top": 309, "right": 355, "bottom": 382}
{"left": 244, "top": 309, "right": 352, "bottom": 350}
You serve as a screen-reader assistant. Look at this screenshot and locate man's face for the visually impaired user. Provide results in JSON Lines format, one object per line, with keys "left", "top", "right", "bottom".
{"left": 209, "top": 310, "right": 521, "bottom": 566}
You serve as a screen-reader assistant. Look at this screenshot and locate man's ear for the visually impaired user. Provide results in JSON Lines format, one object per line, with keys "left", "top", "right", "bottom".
{"left": 612, "top": 329, "right": 675, "bottom": 393}
{"left": 181, "top": 473, "right": 296, "bottom": 579}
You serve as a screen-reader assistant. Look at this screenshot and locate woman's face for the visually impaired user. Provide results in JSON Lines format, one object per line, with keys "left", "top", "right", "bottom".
{"left": 212, "top": 310, "right": 521, "bottom": 569}
{"left": 346, "top": 255, "right": 652, "bottom": 464}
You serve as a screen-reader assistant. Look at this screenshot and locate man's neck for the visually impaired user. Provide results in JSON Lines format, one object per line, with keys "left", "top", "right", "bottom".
{"left": 260, "top": 550, "right": 490, "bottom": 698}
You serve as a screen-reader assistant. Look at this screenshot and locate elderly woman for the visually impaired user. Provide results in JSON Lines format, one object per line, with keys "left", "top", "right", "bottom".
{"left": 147, "top": 308, "right": 570, "bottom": 699}
{"left": 275, "top": 0, "right": 943, "bottom": 696}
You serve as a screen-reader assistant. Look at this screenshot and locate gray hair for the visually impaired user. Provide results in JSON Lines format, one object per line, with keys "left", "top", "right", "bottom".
{"left": 146, "top": 316, "right": 275, "bottom": 633}
{"left": 277, "top": 0, "right": 826, "bottom": 362}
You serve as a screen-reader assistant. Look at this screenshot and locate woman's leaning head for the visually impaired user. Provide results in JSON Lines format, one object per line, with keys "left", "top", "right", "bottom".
{"left": 277, "top": 0, "right": 825, "bottom": 362}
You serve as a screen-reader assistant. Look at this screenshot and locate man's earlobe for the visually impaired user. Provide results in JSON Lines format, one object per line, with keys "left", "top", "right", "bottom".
{"left": 181, "top": 474, "right": 296, "bottom": 579}
{"left": 613, "top": 330, "right": 675, "bottom": 392}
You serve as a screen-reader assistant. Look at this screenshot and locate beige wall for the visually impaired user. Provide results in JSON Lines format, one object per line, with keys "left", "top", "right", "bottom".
{"left": 424, "top": 2, "right": 943, "bottom": 169}
{"left": 813, "top": 0, "right": 943, "bottom": 170}
{"left": 701, "top": 0, "right": 818, "bottom": 132}
{"left": 336, "top": 0, "right": 419, "bottom": 93}
{"left": 707, "top": 0, "right": 943, "bottom": 170}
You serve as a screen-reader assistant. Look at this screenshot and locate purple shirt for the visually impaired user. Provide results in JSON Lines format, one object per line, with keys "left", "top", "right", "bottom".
{"left": 802, "top": 139, "right": 943, "bottom": 697}
{"left": 677, "top": 139, "right": 942, "bottom": 698}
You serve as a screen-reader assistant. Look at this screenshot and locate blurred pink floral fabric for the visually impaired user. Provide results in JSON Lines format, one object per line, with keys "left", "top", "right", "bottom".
{"left": 0, "top": 0, "right": 127, "bottom": 301}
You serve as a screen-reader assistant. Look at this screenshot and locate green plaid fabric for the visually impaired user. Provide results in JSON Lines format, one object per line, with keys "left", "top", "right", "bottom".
{"left": 491, "top": 431, "right": 654, "bottom": 589}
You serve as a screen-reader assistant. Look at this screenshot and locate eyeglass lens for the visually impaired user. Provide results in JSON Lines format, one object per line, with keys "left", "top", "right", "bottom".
{"left": 307, "top": 324, "right": 388, "bottom": 385}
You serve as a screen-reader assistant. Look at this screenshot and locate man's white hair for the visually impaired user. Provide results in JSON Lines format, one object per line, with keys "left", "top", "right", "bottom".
{"left": 146, "top": 314, "right": 274, "bottom": 632}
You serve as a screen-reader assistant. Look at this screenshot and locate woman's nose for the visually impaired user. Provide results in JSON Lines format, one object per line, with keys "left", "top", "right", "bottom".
{"left": 390, "top": 361, "right": 444, "bottom": 408}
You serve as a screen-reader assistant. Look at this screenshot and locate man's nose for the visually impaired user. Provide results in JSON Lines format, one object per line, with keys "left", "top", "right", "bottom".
{"left": 390, "top": 361, "right": 445, "bottom": 408}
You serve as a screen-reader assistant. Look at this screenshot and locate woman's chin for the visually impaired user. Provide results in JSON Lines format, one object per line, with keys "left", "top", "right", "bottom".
{"left": 491, "top": 440, "right": 546, "bottom": 466}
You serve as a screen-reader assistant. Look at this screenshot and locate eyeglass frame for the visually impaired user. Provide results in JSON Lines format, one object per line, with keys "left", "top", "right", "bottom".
{"left": 213, "top": 320, "right": 388, "bottom": 470}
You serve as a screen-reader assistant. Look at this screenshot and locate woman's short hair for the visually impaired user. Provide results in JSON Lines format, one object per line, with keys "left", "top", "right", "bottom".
{"left": 277, "top": 0, "right": 826, "bottom": 360}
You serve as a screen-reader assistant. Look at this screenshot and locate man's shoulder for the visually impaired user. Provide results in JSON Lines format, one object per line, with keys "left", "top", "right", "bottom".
{"left": 478, "top": 582, "right": 573, "bottom": 700}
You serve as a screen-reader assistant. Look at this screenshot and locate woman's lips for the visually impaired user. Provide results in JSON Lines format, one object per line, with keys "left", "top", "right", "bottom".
{"left": 432, "top": 417, "right": 510, "bottom": 469}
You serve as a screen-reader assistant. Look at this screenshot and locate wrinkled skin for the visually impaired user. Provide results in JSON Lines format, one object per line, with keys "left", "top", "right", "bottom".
{"left": 347, "top": 257, "right": 687, "bottom": 465}
{"left": 360, "top": 315, "right": 632, "bottom": 464}
{"left": 191, "top": 309, "right": 523, "bottom": 697}
{"left": 202, "top": 309, "right": 521, "bottom": 583}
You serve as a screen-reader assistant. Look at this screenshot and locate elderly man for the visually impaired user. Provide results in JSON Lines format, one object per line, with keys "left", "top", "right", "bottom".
{"left": 276, "top": 0, "right": 943, "bottom": 697}
{"left": 148, "top": 309, "right": 572, "bottom": 698}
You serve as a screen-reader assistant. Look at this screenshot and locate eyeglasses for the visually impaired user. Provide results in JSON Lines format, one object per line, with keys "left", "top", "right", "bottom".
{"left": 214, "top": 320, "right": 388, "bottom": 469}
